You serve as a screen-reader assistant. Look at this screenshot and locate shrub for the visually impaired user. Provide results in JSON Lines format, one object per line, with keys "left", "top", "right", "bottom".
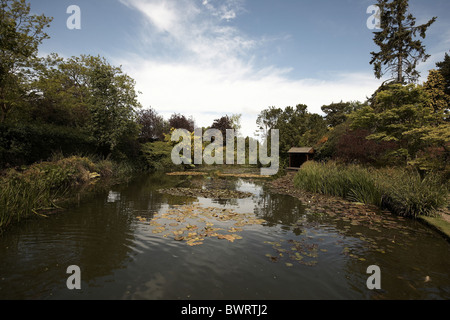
{"left": 141, "top": 141, "right": 180, "bottom": 172}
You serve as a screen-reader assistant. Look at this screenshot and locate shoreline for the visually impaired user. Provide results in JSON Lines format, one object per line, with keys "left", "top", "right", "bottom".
{"left": 268, "top": 171, "right": 450, "bottom": 242}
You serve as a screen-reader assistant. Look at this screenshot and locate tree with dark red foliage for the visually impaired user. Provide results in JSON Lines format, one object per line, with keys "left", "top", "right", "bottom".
{"left": 168, "top": 113, "right": 195, "bottom": 132}
{"left": 335, "top": 128, "right": 398, "bottom": 165}
{"left": 210, "top": 115, "right": 233, "bottom": 138}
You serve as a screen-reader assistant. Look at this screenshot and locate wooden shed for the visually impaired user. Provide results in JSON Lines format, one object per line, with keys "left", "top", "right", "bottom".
{"left": 287, "top": 147, "right": 314, "bottom": 170}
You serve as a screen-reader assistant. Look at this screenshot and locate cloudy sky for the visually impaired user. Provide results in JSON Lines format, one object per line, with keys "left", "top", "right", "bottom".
{"left": 30, "top": 0, "right": 450, "bottom": 138}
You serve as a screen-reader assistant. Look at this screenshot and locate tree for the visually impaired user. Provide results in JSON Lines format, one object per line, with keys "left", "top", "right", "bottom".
{"left": 0, "top": 0, "right": 52, "bottom": 122}
{"left": 256, "top": 106, "right": 283, "bottom": 139}
{"left": 321, "top": 101, "right": 362, "bottom": 128}
{"left": 29, "top": 53, "right": 90, "bottom": 127}
{"left": 31, "top": 54, "right": 142, "bottom": 156}
{"left": 137, "top": 107, "right": 168, "bottom": 143}
{"left": 256, "top": 104, "right": 327, "bottom": 156}
{"left": 350, "top": 83, "right": 441, "bottom": 165}
{"left": 422, "top": 69, "right": 450, "bottom": 122}
{"left": 168, "top": 113, "right": 195, "bottom": 132}
{"left": 370, "top": 0, "right": 436, "bottom": 84}
{"left": 436, "top": 51, "right": 450, "bottom": 96}
{"left": 210, "top": 115, "right": 233, "bottom": 138}
{"left": 229, "top": 113, "right": 242, "bottom": 135}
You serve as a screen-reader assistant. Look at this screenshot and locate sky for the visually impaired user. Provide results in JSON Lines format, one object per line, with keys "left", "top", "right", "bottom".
{"left": 29, "top": 0, "right": 450, "bottom": 138}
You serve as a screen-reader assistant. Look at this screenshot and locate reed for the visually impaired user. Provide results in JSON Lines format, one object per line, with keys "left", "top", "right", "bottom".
{"left": 0, "top": 156, "right": 136, "bottom": 232}
{"left": 293, "top": 161, "right": 448, "bottom": 217}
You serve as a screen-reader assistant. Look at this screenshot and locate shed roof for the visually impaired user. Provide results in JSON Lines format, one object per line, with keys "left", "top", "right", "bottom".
{"left": 288, "top": 147, "right": 314, "bottom": 154}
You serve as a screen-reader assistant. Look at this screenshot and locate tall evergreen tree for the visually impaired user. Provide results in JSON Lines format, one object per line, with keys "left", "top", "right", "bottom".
{"left": 436, "top": 52, "right": 450, "bottom": 96}
{"left": 370, "top": 0, "right": 436, "bottom": 84}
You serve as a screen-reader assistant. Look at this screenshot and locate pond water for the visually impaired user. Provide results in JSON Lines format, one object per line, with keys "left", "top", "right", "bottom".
{"left": 0, "top": 173, "right": 449, "bottom": 300}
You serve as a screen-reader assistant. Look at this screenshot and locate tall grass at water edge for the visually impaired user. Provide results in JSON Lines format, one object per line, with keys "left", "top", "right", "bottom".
{"left": 0, "top": 156, "right": 135, "bottom": 232}
{"left": 293, "top": 161, "right": 448, "bottom": 218}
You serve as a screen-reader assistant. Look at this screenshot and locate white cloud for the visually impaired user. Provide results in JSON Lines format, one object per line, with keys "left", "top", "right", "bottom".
{"left": 117, "top": 0, "right": 382, "bottom": 138}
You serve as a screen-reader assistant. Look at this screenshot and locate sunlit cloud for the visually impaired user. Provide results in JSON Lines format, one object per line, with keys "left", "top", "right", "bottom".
{"left": 117, "top": 0, "right": 381, "bottom": 138}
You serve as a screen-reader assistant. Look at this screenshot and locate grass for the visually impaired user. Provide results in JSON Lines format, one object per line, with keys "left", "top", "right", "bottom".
{"left": 0, "top": 155, "right": 136, "bottom": 233}
{"left": 293, "top": 161, "right": 448, "bottom": 218}
{"left": 419, "top": 215, "right": 450, "bottom": 241}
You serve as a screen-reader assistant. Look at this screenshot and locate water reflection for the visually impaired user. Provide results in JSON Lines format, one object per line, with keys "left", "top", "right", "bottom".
{"left": 0, "top": 173, "right": 449, "bottom": 300}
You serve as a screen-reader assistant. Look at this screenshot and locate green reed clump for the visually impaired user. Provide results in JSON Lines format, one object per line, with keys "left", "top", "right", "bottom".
{"left": 0, "top": 156, "right": 102, "bottom": 231}
{"left": 376, "top": 168, "right": 448, "bottom": 217}
{"left": 0, "top": 172, "right": 56, "bottom": 228}
{"left": 294, "top": 161, "right": 448, "bottom": 218}
{"left": 293, "top": 161, "right": 382, "bottom": 206}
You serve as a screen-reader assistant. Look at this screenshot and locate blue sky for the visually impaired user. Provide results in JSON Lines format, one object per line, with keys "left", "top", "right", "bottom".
{"left": 29, "top": 0, "right": 450, "bottom": 137}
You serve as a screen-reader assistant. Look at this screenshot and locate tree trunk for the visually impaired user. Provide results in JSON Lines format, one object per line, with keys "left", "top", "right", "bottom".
{"left": 398, "top": 54, "right": 403, "bottom": 83}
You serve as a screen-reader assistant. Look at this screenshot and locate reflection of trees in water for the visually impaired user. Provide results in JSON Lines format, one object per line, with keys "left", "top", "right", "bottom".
{"left": 254, "top": 191, "right": 305, "bottom": 226}
{"left": 60, "top": 173, "right": 194, "bottom": 283}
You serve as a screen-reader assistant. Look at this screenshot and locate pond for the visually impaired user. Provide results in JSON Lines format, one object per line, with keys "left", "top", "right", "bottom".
{"left": 0, "top": 172, "right": 449, "bottom": 300}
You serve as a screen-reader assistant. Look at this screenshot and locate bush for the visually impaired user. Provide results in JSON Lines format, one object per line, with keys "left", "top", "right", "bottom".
{"left": 141, "top": 141, "right": 180, "bottom": 172}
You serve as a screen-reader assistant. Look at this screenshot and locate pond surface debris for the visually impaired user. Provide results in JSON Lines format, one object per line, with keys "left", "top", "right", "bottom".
{"left": 137, "top": 203, "right": 265, "bottom": 247}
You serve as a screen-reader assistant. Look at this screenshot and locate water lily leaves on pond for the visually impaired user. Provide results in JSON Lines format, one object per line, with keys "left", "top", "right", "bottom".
{"left": 263, "top": 238, "right": 323, "bottom": 267}
{"left": 146, "top": 203, "right": 266, "bottom": 247}
{"left": 265, "top": 254, "right": 279, "bottom": 262}
{"left": 158, "top": 187, "right": 252, "bottom": 199}
{"left": 152, "top": 226, "right": 166, "bottom": 234}
{"left": 217, "top": 234, "right": 237, "bottom": 242}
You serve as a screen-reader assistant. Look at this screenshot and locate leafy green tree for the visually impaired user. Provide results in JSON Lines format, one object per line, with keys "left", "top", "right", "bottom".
{"left": 229, "top": 113, "right": 242, "bottom": 135}
{"left": 29, "top": 53, "right": 90, "bottom": 127}
{"left": 350, "top": 84, "right": 441, "bottom": 165}
{"left": 256, "top": 106, "right": 283, "bottom": 139}
{"left": 0, "top": 0, "right": 52, "bottom": 122}
{"left": 370, "top": 0, "right": 436, "bottom": 84}
{"left": 256, "top": 104, "right": 327, "bottom": 156}
{"left": 31, "top": 54, "right": 142, "bottom": 156}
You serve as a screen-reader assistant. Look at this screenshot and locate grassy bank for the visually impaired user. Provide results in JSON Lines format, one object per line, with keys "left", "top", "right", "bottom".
{"left": 0, "top": 155, "right": 135, "bottom": 233}
{"left": 293, "top": 161, "right": 449, "bottom": 218}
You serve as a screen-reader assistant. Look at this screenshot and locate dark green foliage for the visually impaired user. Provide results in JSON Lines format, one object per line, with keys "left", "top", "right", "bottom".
{"left": 0, "top": 123, "right": 97, "bottom": 167}
{"left": 435, "top": 52, "right": 450, "bottom": 96}
{"left": 321, "top": 101, "right": 362, "bottom": 128}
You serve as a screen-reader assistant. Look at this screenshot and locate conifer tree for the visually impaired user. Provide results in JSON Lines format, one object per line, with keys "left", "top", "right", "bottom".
{"left": 370, "top": 0, "right": 436, "bottom": 84}
{"left": 436, "top": 52, "right": 450, "bottom": 96}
